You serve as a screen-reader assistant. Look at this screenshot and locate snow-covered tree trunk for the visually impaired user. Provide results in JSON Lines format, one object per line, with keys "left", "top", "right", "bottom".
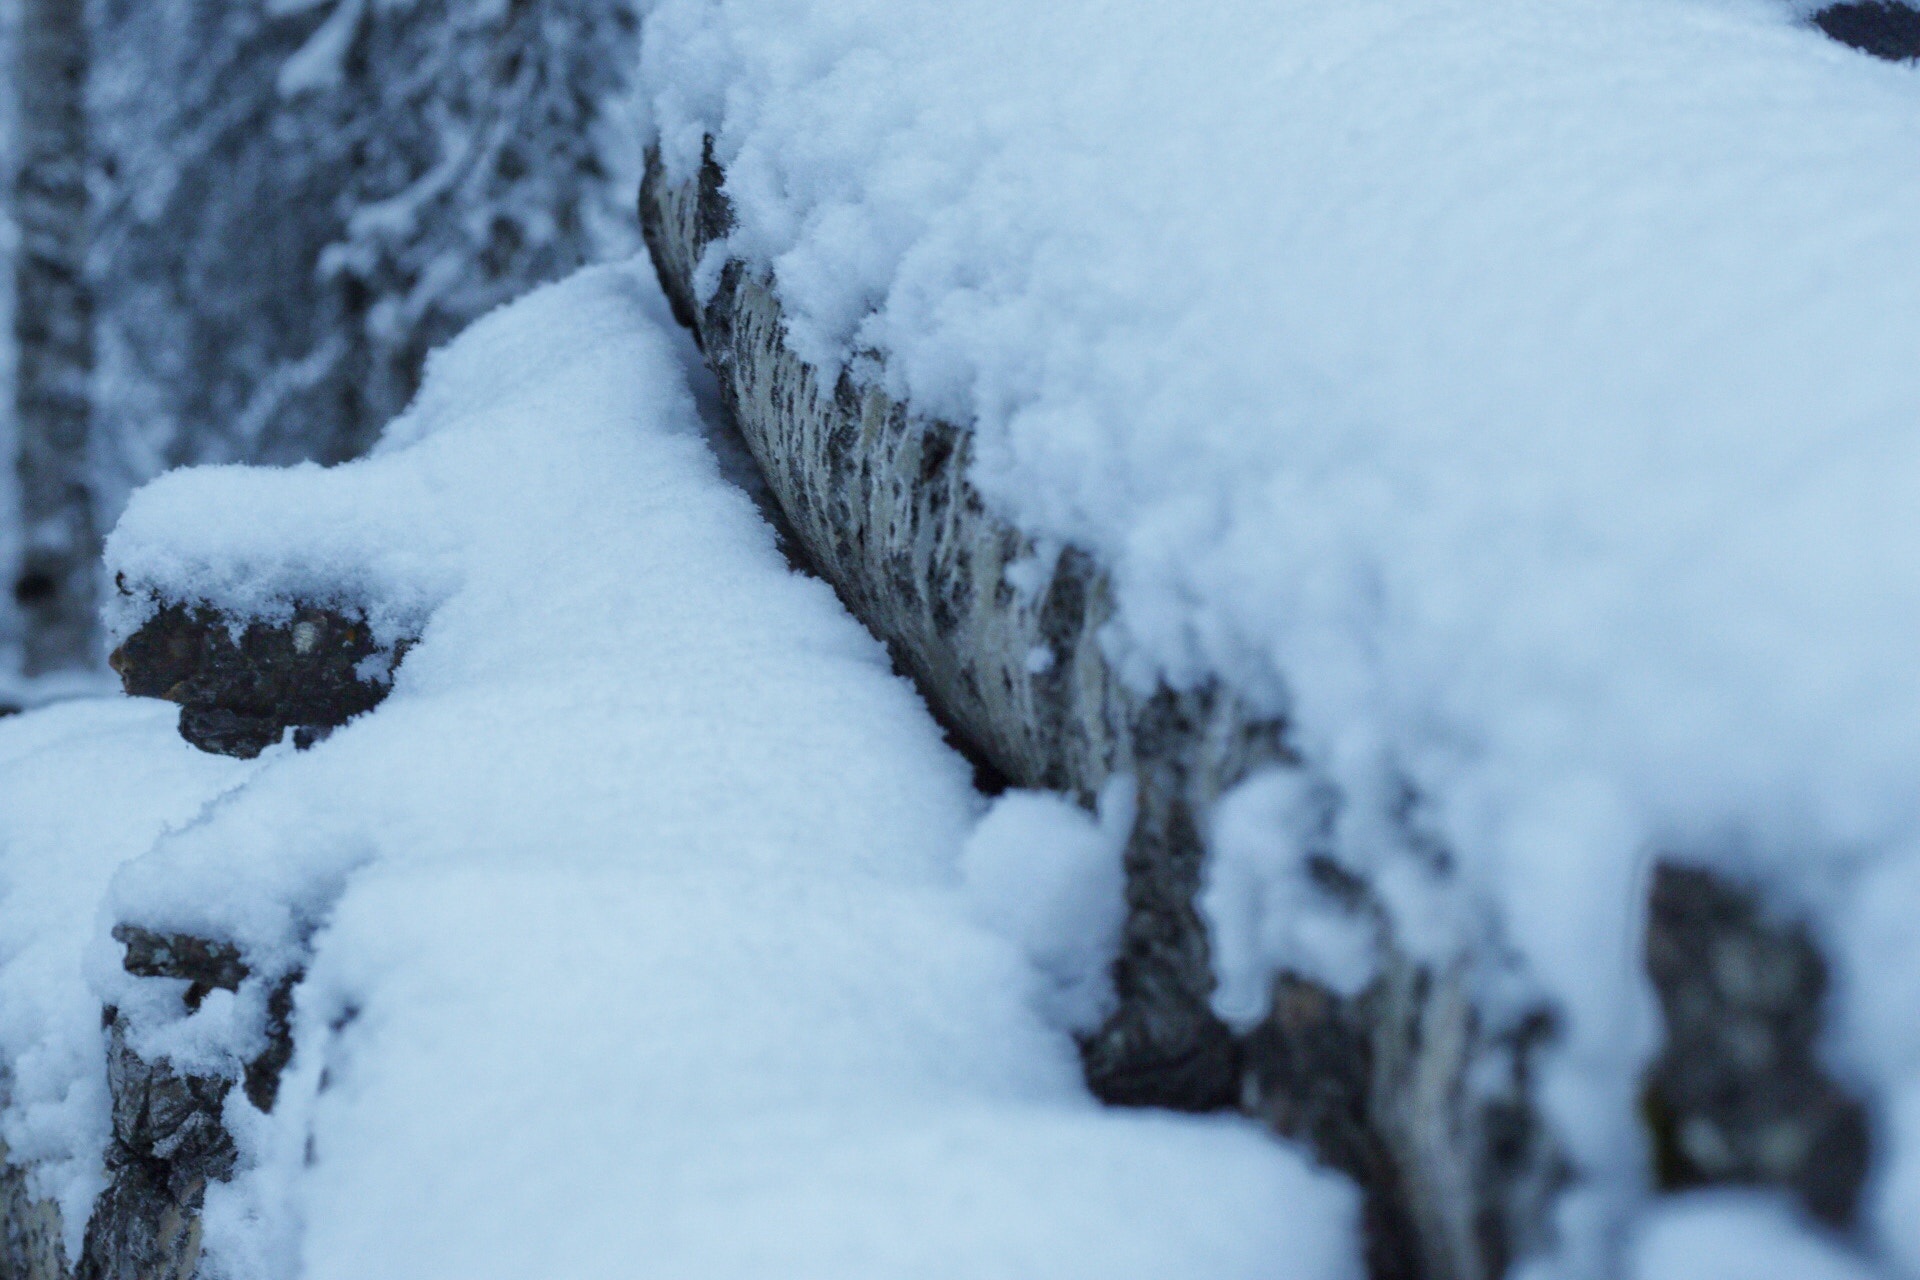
{"left": 11, "top": 0, "right": 96, "bottom": 674}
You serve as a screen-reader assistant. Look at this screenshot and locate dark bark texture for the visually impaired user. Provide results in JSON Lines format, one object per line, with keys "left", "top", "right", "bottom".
{"left": 0, "top": 924, "right": 302, "bottom": 1280}
{"left": 109, "top": 600, "right": 408, "bottom": 758}
{"left": 1814, "top": 2, "right": 1920, "bottom": 59}
{"left": 74, "top": 1012, "right": 236, "bottom": 1280}
{"left": 1641, "top": 865, "right": 1869, "bottom": 1226}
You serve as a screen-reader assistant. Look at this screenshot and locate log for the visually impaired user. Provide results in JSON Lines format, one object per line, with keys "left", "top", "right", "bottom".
{"left": 639, "top": 144, "right": 1566, "bottom": 1280}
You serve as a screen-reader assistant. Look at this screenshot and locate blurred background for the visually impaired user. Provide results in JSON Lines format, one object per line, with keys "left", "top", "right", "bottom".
{"left": 0, "top": 0, "right": 643, "bottom": 693}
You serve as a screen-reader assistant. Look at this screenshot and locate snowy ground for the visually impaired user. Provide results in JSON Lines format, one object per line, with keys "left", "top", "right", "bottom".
{"left": 0, "top": 266, "right": 1357, "bottom": 1279}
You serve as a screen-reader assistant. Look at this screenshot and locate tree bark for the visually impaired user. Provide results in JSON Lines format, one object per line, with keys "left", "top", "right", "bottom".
{"left": 12, "top": 0, "right": 97, "bottom": 674}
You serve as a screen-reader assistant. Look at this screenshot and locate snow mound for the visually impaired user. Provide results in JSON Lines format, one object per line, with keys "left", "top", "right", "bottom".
{"left": 2, "top": 265, "right": 1357, "bottom": 1278}
{"left": 959, "top": 780, "right": 1133, "bottom": 1033}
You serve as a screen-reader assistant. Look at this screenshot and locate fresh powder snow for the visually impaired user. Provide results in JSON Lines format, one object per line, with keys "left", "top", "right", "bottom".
{"left": 3, "top": 0, "right": 1915, "bottom": 1271}
{"left": 632, "top": 0, "right": 1920, "bottom": 1273}
{"left": 0, "top": 265, "right": 1358, "bottom": 1278}
{"left": 1626, "top": 1190, "right": 1878, "bottom": 1280}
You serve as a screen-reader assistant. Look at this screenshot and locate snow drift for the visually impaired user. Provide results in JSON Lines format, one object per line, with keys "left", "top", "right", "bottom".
{"left": 0, "top": 265, "right": 1357, "bottom": 1278}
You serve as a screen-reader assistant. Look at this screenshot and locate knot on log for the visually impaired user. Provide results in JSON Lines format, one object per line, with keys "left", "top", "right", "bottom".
{"left": 110, "top": 600, "right": 409, "bottom": 758}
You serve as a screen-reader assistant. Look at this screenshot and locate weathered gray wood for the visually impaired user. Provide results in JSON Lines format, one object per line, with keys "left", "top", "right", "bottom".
{"left": 72, "top": 1013, "right": 232, "bottom": 1280}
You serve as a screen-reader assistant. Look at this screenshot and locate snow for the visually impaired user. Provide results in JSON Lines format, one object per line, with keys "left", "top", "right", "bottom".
{"left": 1, "top": 265, "right": 1357, "bottom": 1277}
{"left": 958, "top": 781, "right": 1133, "bottom": 1033}
{"left": 634, "top": 0, "right": 1920, "bottom": 1270}
{"left": 1201, "top": 769, "right": 1377, "bottom": 1023}
{"left": 1627, "top": 1192, "right": 1877, "bottom": 1280}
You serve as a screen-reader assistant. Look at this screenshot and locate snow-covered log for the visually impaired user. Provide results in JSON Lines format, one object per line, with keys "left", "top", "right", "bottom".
{"left": 640, "top": 148, "right": 1566, "bottom": 1280}
{"left": 639, "top": 127, "right": 1883, "bottom": 1274}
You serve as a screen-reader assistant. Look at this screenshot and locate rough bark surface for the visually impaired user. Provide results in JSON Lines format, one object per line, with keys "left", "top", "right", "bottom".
{"left": 74, "top": 1011, "right": 236, "bottom": 1280}
{"left": 1642, "top": 865, "right": 1869, "bottom": 1225}
{"left": 1813, "top": 2, "right": 1920, "bottom": 59}
{"left": 640, "top": 146, "right": 1562, "bottom": 1280}
{"left": 11, "top": 0, "right": 99, "bottom": 672}
{"left": 109, "top": 601, "right": 408, "bottom": 758}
